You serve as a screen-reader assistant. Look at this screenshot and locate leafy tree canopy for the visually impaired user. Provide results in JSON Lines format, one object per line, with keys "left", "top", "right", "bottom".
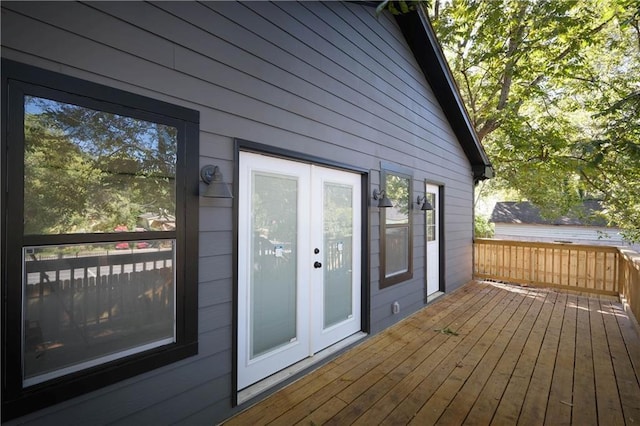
{"left": 24, "top": 97, "right": 177, "bottom": 235}
{"left": 427, "top": 0, "right": 640, "bottom": 242}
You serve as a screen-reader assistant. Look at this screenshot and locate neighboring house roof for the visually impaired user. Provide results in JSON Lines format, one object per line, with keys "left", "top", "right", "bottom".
{"left": 393, "top": 7, "right": 493, "bottom": 182}
{"left": 491, "top": 200, "right": 608, "bottom": 226}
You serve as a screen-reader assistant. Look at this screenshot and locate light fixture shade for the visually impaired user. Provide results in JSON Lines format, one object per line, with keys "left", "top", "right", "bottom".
{"left": 417, "top": 196, "right": 434, "bottom": 211}
{"left": 201, "top": 165, "right": 233, "bottom": 198}
{"left": 373, "top": 189, "right": 393, "bottom": 208}
{"left": 421, "top": 199, "right": 434, "bottom": 211}
{"left": 378, "top": 195, "right": 394, "bottom": 208}
{"left": 203, "top": 180, "right": 233, "bottom": 198}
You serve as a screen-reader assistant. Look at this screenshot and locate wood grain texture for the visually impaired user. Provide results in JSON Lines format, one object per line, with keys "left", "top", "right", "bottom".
{"left": 474, "top": 239, "right": 620, "bottom": 295}
{"left": 225, "top": 281, "right": 640, "bottom": 426}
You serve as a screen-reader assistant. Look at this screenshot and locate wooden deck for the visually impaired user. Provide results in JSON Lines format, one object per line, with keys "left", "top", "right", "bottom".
{"left": 224, "top": 281, "right": 640, "bottom": 425}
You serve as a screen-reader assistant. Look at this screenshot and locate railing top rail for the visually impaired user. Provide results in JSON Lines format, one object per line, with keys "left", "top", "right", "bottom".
{"left": 619, "top": 247, "right": 640, "bottom": 271}
{"left": 25, "top": 249, "right": 173, "bottom": 273}
{"left": 473, "top": 238, "right": 621, "bottom": 252}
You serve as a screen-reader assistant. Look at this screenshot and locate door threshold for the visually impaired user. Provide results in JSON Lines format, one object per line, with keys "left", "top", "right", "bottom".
{"left": 427, "top": 291, "right": 444, "bottom": 304}
{"left": 237, "top": 331, "right": 367, "bottom": 405}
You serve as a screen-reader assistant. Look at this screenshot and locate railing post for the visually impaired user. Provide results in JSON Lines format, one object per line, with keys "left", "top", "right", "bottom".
{"left": 618, "top": 247, "right": 640, "bottom": 322}
{"left": 618, "top": 250, "right": 625, "bottom": 298}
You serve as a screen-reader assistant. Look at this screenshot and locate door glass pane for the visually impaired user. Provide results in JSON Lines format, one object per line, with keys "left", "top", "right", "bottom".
{"left": 323, "top": 183, "right": 353, "bottom": 329}
{"left": 23, "top": 241, "right": 175, "bottom": 386}
{"left": 426, "top": 193, "right": 436, "bottom": 242}
{"left": 385, "top": 227, "right": 409, "bottom": 276}
{"left": 24, "top": 96, "right": 177, "bottom": 235}
{"left": 250, "top": 172, "right": 297, "bottom": 358}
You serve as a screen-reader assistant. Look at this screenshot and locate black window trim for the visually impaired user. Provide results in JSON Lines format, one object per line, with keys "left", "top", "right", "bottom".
{"left": 1, "top": 59, "right": 200, "bottom": 421}
{"left": 379, "top": 162, "right": 414, "bottom": 289}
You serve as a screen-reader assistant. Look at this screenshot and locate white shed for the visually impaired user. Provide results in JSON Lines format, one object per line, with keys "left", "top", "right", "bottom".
{"left": 490, "top": 201, "right": 639, "bottom": 250}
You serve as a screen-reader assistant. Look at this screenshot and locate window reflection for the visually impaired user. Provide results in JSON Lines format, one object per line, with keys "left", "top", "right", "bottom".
{"left": 23, "top": 242, "right": 175, "bottom": 385}
{"left": 24, "top": 96, "right": 177, "bottom": 235}
{"left": 385, "top": 174, "right": 409, "bottom": 225}
{"left": 426, "top": 193, "right": 436, "bottom": 242}
{"left": 250, "top": 172, "right": 297, "bottom": 358}
{"left": 385, "top": 227, "right": 410, "bottom": 276}
{"left": 323, "top": 182, "right": 353, "bottom": 328}
{"left": 382, "top": 172, "right": 412, "bottom": 283}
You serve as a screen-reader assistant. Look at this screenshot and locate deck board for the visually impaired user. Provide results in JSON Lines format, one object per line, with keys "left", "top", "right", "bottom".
{"left": 519, "top": 291, "right": 567, "bottom": 425}
{"left": 589, "top": 298, "right": 626, "bottom": 425}
{"left": 572, "top": 294, "right": 598, "bottom": 426}
{"left": 381, "top": 286, "right": 512, "bottom": 425}
{"left": 600, "top": 300, "right": 640, "bottom": 424}
{"left": 349, "top": 286, "right": 506, "bottom": 426}
{"left": 491, "top": 290, "right": 558, "bottom": 425}
{"left": 545, "top": 293, "right": 577, "bottom": 426}
{"left": 223, "top": 281, "right": 640, "bottom": 426}
{"left": 462, "top": 286, "right": 543, "bottom": 425}
{"left": 410, "top": 285, "right": 526, "bottom": 425}
{"left": 437, "top": 287, "right": 538, "bottom": 425}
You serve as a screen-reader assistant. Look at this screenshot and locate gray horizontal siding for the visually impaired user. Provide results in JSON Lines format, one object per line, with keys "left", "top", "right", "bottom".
{"left": 1, "top": 1, "right": 476, "bottom": 424}
{"left": 199, "top": 278, "right": 233, "bottom": 309}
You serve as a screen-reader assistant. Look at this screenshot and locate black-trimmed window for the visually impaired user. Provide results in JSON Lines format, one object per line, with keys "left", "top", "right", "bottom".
{"left": 380, "top": 166, "right": 413, "bottom": 288}
{"left": 1, "top": 59, "right": 199, "bottom": 420}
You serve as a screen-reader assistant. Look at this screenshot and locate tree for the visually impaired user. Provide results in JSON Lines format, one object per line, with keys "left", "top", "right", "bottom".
{"left": 24, "top": 96, "right": 178, "bottom": 234}
{"left": 429, "top": 0, "right": 640, "bottom": 241}
{"left": 24, "top": 113, "right": 94, "bottom": 234}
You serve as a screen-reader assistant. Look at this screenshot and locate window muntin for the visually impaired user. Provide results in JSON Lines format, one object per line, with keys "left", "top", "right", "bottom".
{"left": 380, "top": 170, "right": 413, "bottom": 288}
{"left": 24, "top": 96, "right": 177, "bottom": 235}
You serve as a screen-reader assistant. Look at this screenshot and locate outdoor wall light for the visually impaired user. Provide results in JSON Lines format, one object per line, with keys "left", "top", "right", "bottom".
{"left": 200, "top": 165, "right": 233, "bottom": 198}
{"left": 417, "top": 195, "right": 434, "bottom": 211}
{"left": 373, "top": 189, "right": 393, "bottom": 208}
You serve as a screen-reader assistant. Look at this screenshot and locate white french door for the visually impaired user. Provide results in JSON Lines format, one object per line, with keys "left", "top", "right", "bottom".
{"left": 237, "top": 152, "right": 361, "bottom": 390}
{"left": 426, "top": 184, "right": 440, "bottom": 296}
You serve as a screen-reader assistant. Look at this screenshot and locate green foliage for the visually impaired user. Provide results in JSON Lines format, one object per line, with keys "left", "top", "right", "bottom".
{"left": 385, "top": 174, "right": 410, "bottom": 218}
{"left": 24, "top": 97, "right": 177, "bottom": 235}
{"left": 431, "top": 0, "right": 640, "bottom": 242}
{"left": 324, "top": 184, "right": 354, "bottom": 239}
{"left": 474, "top": 215, "right": 494, "bottom": 238}
{"left": 24, "top": 115, "right": 94, "bottom": 234}
{"left": 435, "top": 327, "right": 459, "bottom": 336}
{"left": 376, "top": 0, "right": 430, "bottom": 16}
{"left": 251, "top": 174, "right": 297, "bottom": 244}
{"left": 578, "top": 90, "right": 640, "bottom": 242}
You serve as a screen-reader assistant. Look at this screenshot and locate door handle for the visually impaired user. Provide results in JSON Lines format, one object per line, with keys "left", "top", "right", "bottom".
{"left": 314, "top": 261, "right": 322, "bottom": 269}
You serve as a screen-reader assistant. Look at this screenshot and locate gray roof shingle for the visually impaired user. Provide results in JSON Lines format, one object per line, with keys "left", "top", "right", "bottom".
{"left": 490, "top": 200, "right": 608, "bottom": 226}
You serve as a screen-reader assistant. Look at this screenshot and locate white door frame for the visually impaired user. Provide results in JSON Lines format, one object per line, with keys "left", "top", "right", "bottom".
{"left": 425, "top": 183, "right": 440, "bottom": 297}
{"left": 237, "top": 151, "right": 363, "bottom": 390}
{"left": 310, "top": 166, "right": 361, "bottom": 352}
{"left": 237, "top": 153, "right": 311, "bottom": 390}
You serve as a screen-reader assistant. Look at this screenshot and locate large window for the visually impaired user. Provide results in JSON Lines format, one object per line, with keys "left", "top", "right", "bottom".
{"left": 2, "top": 59, "right": 199, "bottom": 420}
{"left": 380, "top": 167, "right": 413, "bottom": 288}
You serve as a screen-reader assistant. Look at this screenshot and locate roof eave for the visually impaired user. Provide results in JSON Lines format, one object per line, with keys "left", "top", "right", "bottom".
{"left": 394, "top": 8, "right": 493, "bottom": 183}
